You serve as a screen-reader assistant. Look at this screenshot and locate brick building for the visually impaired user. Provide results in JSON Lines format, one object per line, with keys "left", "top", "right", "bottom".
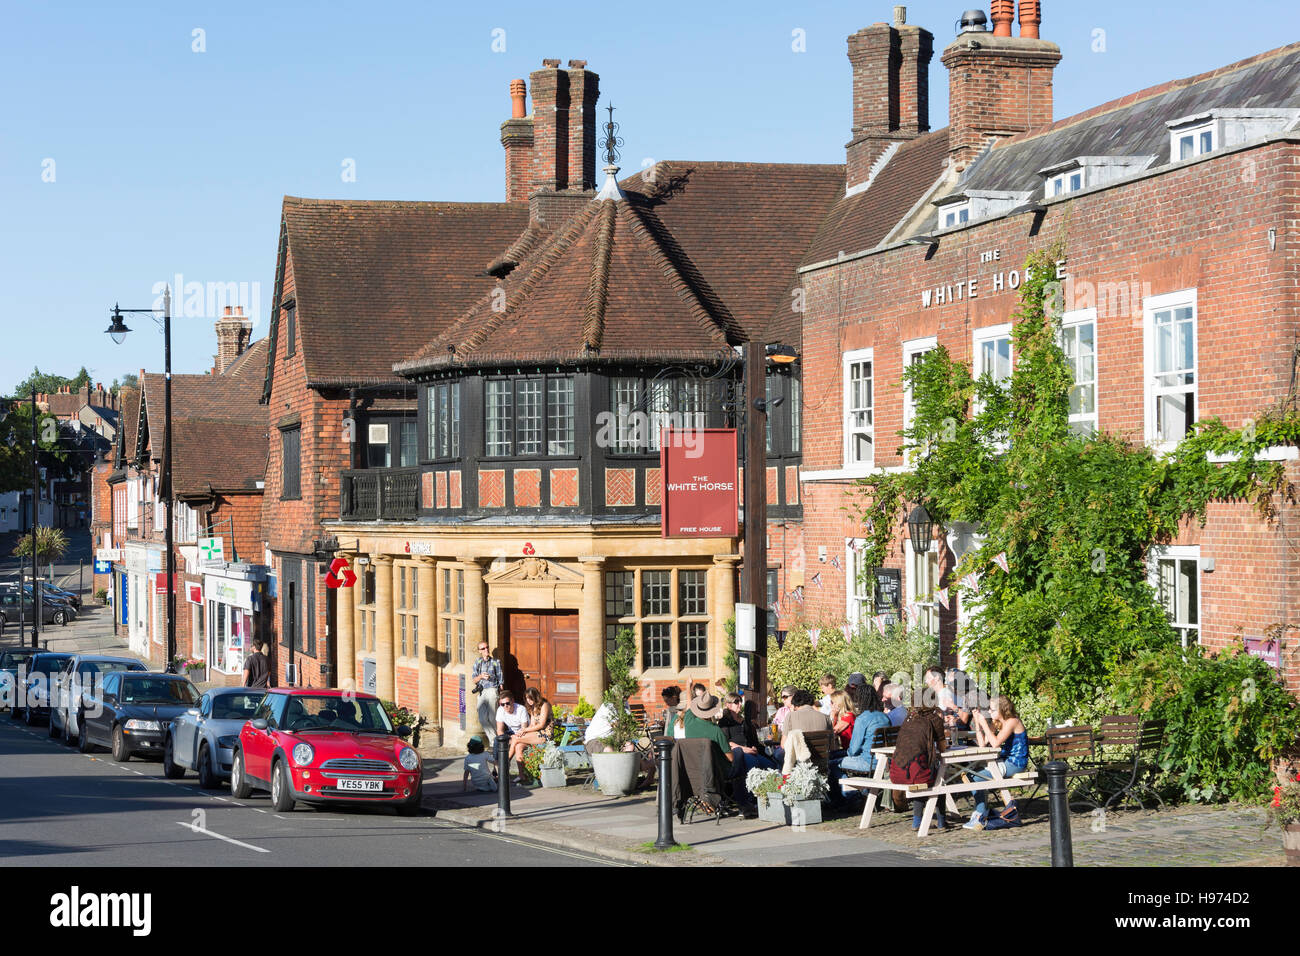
{"left": 784, "top": 5, "right": 1300, "bottom": 694}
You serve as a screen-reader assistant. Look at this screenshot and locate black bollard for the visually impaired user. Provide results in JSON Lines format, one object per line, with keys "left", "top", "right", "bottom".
{"left": 1044, "top": 760, "right": 1073, "bottom": 867}
{"left": 653, "top": 737, "right": 676, "bottom": 850}
{"left": 495, "top": 732, "right": 512, "bottom": 819}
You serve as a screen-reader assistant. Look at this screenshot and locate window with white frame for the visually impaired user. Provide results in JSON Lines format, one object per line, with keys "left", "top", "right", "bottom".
{"left": 903, "top": 337, "right": 937, "bottom": 463}
{"left": 940, "top": 202, "right": 970, "bottom": 229}
{"left": 1144, "top": 290, "right": 1197, "bottom": 449}
{"left": 1060, "top": 308, "right": 1098, "bottom": 435}
{"left": 843, "top": 349, "right": 874, "bottom": 468}
{"left": 1045, "top": 169, "right": 1084, "bottom": 198}
{"left": 905, "top": 539, "right": 940, "bottom": 636}
{"left": 1171, "top": 124, "right": 1214, "bottom": 162}
{"left": 974, "top": 325, "right": 1013, "bottom": 387}
{"left": 846, "top": 540, "right": 871, "bottom": 624}
{"left": 1149, "top": 546, "right": 1200, "bottom": 647}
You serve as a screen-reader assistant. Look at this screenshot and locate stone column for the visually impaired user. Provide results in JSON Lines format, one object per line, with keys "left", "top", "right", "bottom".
{"left": 578, "top": 556, "right": 606, "bottom": 706}
{"left": 373, "top": 554, "right": 395, "bottom": 701}
{"left": 416, "top": 556, "right": 439, "bottom": 736}
{"left": 334, "top": 553, "right": 355, "bottom": 689}
{"left": 711, "top": 554, "right": 741, "bottom": 672}
{"left": 460, "top": 557, "right": 487, "bottom": 654}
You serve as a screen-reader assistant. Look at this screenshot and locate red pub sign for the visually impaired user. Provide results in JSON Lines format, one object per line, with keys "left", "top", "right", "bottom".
{"left": 660, "top": 428, "right": 738, "bottom": 538}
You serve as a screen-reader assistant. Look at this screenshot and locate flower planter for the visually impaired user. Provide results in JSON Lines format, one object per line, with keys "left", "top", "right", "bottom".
{"left": 1284, "top": 824, "right": 1300, "bottom": 866}
{"left": 590, "top": 750, "right": 641, "bottom": 796}
{"left": 756, "top": 795, "right": 822, "bottom": 826}
{"left": 756, "top": 795, "right": 785, "bottom": 824}
{"left": 539, "top": 766, "right": 568, "bottom": 789}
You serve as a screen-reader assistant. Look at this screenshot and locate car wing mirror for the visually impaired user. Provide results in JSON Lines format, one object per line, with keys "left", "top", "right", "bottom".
{"left": 396, "top": 725, "right": 412, "bottom": 739}
{"left": 250, "top": 719, "right": 268, "bottom": 731}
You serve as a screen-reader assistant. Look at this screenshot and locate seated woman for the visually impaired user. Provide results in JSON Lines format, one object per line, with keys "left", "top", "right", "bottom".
{"left": 963, "top": 695, "right": 1029, "bottom": 829}
{"left": 838, "top": 685, "right": 891, "bottom": 776}
{"left": 829, "top": 690, "right": 855, "bottom": 753}
{"left": 889, "top": 703, "right": 949, "bottom": 830}
{"left": 507, "top": 687, "right": 553, "bottom": 785}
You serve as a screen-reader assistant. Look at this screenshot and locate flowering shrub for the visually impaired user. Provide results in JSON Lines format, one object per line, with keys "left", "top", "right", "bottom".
{"left": 780, "top": 763, "right": 829, "bottom": 805}
{"left": 746, "top": 767, "right": 782, "bottom": 800}
{"left": 1269, "top": 774, "right": 1300, "bottom": 828}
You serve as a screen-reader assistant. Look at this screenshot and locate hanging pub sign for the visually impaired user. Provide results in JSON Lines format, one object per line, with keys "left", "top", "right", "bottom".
{"left": 660, "top": 428, "right": 739, "bottom": 538}
{"left": 873, "top": 567, "right": 902, "bottom": 618}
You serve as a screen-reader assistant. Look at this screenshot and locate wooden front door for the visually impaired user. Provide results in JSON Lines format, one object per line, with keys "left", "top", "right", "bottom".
{"left": 504, "top": 611, "right": 581, "bottom": 709}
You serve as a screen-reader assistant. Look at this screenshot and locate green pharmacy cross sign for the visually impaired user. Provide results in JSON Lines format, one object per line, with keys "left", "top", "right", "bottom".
{"left": 199, "top": 537, "right": 225, "bottom": 564}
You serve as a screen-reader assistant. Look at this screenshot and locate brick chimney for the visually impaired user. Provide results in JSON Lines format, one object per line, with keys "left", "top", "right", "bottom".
{"left": 526, "top": 59, "right": 600, "bottom": 227}
{"left": 845, "top": 7, "right": 933, "bottom": 191}
{"left": 501, "top": 79, "right": 534, "bottom": 203}
{"left": 942, "top": 0, "right": 1061, "bottom": 170}
{"left": 214, "top": 305, "right": 253, "bottom": 374}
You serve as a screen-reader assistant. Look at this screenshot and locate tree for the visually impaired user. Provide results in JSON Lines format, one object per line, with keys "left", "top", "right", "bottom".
{"left": 0, "top": 402, "right": 79, "bottom": 496}
{"left": 851, "top": 243, "right": 1298, "bottom": 712}
{"left": 12, "top": 526, "right": 69, "bottom": 568}
{"left": 111, "top": 373, "right": 139, "bottom": 396}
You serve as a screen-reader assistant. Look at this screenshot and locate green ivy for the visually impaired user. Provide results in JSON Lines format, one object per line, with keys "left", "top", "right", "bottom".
{"left": 843, "top": 242, "right": 1300, "bottom": 799}
{"left": 768, "top": 620, "right": 939, "bottom": 698}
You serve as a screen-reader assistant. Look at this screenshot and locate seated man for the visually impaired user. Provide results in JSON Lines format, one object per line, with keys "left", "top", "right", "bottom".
{"left": 883, "top": 683, "right": 908, "bottom": 727}
{"left": 682, "top": 693, "right": 742, "bottom": 815}
{"left": 494, "top": 689, "right": 529, "bottom": 739}
{"left": 718, "top": 693, "right": 775, "bottom": 814}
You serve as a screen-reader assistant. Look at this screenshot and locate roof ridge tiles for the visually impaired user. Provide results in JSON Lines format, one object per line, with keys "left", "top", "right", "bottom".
{"left": 582, "top": 200, "right": 617, "bottom": 351}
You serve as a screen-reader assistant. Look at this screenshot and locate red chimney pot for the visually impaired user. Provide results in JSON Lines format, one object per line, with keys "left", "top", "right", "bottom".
{"left": 1019, "top": 0, "right": 1042, "bottom": 39}
{"left": 510, "top": 78, "right": 527, "bottom": 118}
{"left": 991, "top": 0, "right": 1014, "bottom": 36}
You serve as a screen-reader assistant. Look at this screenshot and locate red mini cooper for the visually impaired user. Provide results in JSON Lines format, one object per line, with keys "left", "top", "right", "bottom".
{"left": 230, "top": 688, "right": 423, "bottom": 815}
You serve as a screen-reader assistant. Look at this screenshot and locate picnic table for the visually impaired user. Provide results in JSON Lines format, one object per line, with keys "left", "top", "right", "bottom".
{"left": 839, "top": 744, "right": 1038, "bottom": 837}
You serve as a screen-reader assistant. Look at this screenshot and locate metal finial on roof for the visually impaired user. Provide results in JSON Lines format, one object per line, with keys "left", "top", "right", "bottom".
{"left": 602, "top": 104, "right": 624, "bottom": 166}
{"left": 595, "top": 103, "right": 626, "bottom": 202}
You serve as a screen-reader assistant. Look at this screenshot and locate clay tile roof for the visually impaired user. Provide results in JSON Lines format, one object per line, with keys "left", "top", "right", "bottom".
{"left": 119, "top": 386, "right": 140, "bottom": 465}
{"left": 45, "top": 392, "right": 84, "bottom": 418}
{"left": 282, "top": 197, "right": 530, "bottom": 386}
{"left": 800, "top": 130, "right": 951, "bottom": 268}
{"left": 486, "top": 221, "right": 554, "bottom": 277}
{"left": 397, "top": 161, "right": 845, "bottom": 373}
{"left": 140, "top": 342, "right": 269, "bottom": 494}
{"left": 399, "top": 197, "right": 741, "bottom": 372}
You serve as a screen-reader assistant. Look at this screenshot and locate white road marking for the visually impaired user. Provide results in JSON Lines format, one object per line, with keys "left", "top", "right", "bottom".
{"left": 211, "top": 796, "right": 228, "bottom": 802}
{"left": 253, "top": 808, "right": 267, "bottom": 814}
{"left": 176, "top": 822, "right": 269, "bottom": 854}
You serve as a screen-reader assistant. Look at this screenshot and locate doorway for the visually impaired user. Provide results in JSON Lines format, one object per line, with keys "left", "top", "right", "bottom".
{"left": 503, "top": 611, "right": 580, "bottom": 709}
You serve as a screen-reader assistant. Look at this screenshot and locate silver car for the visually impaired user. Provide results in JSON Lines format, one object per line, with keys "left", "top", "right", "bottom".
{"left": 51, "top": 654, "right": 148, "bottom": 744}
{"left": 164, "top": 687, "right": 266, "bottom": 788}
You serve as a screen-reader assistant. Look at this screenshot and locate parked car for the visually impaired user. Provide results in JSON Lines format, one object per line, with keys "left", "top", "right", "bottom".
{"left": 22, "top": 582, "right": 82, "bottom": 610}
{"left": 16, "top": 652, "right": 73, "bottom": 725}
{"left": 231, "top": 689, "right": 422, "bottom": 815}
{"left": 50, "top": 654, "right": 148, "bottom": 744}
{"left": 0, "top": 588, "right": 74, "bottom": 627}
{"left": 0, "top": 645, "right": 42, "bottom": 711}
{"left": 164, "top": 687, "right": 266, "bottom": 788}
{"left": 77, "top": 671, "right": 200, "bottom": 761}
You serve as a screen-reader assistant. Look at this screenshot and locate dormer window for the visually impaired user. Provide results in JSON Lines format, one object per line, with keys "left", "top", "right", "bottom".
{"left": 941, "top": 202, "right": 970, "bottom": 230}
{"left": 1046, "top": 169, "right": 1084, "bottom": 198}
{"left": 1174, "top": 124, "right": 1214, "bottom": 161}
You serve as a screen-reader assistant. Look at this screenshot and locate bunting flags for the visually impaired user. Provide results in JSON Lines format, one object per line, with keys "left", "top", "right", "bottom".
{"left": 830, "top": 556, "right": 841, "bottom": 571}
{"left": 994, "top": 551, "right": 1010, "bottom": 574}
{"left": 873, "top": 613, "right": 889, "bottom": 633}
{"left": 809, "top": 628, "right": 820, "bottom": 648}
{"left": 959, "top": 572, "right": 980, "bottom": 591}
{"left": 936, "top": 587, "right": 950, "bottom": 610}
{"left": 811, "top": 572, "right": 823, "bottom": 589}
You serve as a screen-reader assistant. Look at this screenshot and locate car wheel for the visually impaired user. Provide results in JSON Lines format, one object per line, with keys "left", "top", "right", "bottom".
{"left": 270, "top": 759, "right": 295, "bottom": 813}
{"left": 53, "top": 610, "right": 66, "bottom": 626}
{"left": 111, "top": 725, "right": 130, "bottom": 762}
{"left": 162, "top": 735, "right": 184, "bottom": 779}
{"left": 230, "top": 751, "right": 252, "bottom": 798}
{"left": 197, "top": 744, "right": 218, "bottom": 790}
{"left": 77, "top": 715, "right": 94, "bottom": 753}
{"left": 61, "top": 712, "right": 74, "bottom": 746}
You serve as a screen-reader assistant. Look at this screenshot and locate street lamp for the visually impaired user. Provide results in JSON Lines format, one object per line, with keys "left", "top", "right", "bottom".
{"left": 104, "top": 287, "right": 176, "bottom": 673}
{"left": 907, "top": 503, "right": 935, "bottom": 554}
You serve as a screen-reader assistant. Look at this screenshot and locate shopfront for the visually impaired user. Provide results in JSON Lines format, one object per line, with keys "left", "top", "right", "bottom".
{"left": 203, "top": 568, "right": 266, "bottom": 684}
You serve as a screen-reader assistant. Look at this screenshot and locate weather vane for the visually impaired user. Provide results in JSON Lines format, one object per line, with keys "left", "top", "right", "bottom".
{"left": 602, "top": 103, "right": 624, "bottom": 167}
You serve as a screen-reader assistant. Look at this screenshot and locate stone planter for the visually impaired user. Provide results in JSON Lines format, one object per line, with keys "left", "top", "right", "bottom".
{"left": 539, "top": 766, "right": 568, "bottom": 789}
{"left": 756, "top": 795, "right": 822, "bottom": 826}
{"left": 590, "top": 750, "right": 641, "bottom": 796}
{"left": 1284, "top": 824, "right": 1300, "bottom": 866}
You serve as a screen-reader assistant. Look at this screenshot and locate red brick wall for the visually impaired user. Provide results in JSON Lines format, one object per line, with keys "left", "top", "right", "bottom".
{"left": 395, "top": 665, "right": 419, "bottom": 709}
{"left": 788, "top": 139, "right": 1300, "bottom": 686}
{"left": 941, "top": 39, "right": 1060, "bottom": 167}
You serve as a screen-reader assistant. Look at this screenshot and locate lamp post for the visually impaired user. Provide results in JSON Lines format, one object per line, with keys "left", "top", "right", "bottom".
{"left": 104, "top": 288, "right": 177, "bottom": 673}
{"left": 30, "top": 390, "right": 41, "bottom": 648}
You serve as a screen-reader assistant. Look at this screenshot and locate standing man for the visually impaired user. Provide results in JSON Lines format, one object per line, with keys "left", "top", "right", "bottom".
{"left": 243, "top": 639, "right": 270, "bottom": 688}
{"left": 471, "top": 640, "right": 503, "bottom": 744}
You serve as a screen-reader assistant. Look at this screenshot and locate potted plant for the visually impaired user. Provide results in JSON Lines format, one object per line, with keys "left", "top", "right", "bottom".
{"left": 779, "top": 763, "right": 829, "bottom": 826}
{"left": 95, "top": 588, "right": 108, "bottom": 606}
{"left": 538, "top": 743, "right": 568, "bottom": 789}
{"left": 590, "top": 629, "right": 644, "bottom": 797}
{"left": 746, "top": 767, "right": 786, "bottom": 823}
{"left": 1269, "top": 772, "right": 1300, "bottom": 866}
{"left": 183, "top": 658, "right": 206, "bottom": 678}
{"left": 382, "top": 701, "right": 427, "bottom": 747}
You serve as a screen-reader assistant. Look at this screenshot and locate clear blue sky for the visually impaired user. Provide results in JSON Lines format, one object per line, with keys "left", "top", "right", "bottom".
{"left": 3, "top": 0, "right": 1297, "bottom": 394}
